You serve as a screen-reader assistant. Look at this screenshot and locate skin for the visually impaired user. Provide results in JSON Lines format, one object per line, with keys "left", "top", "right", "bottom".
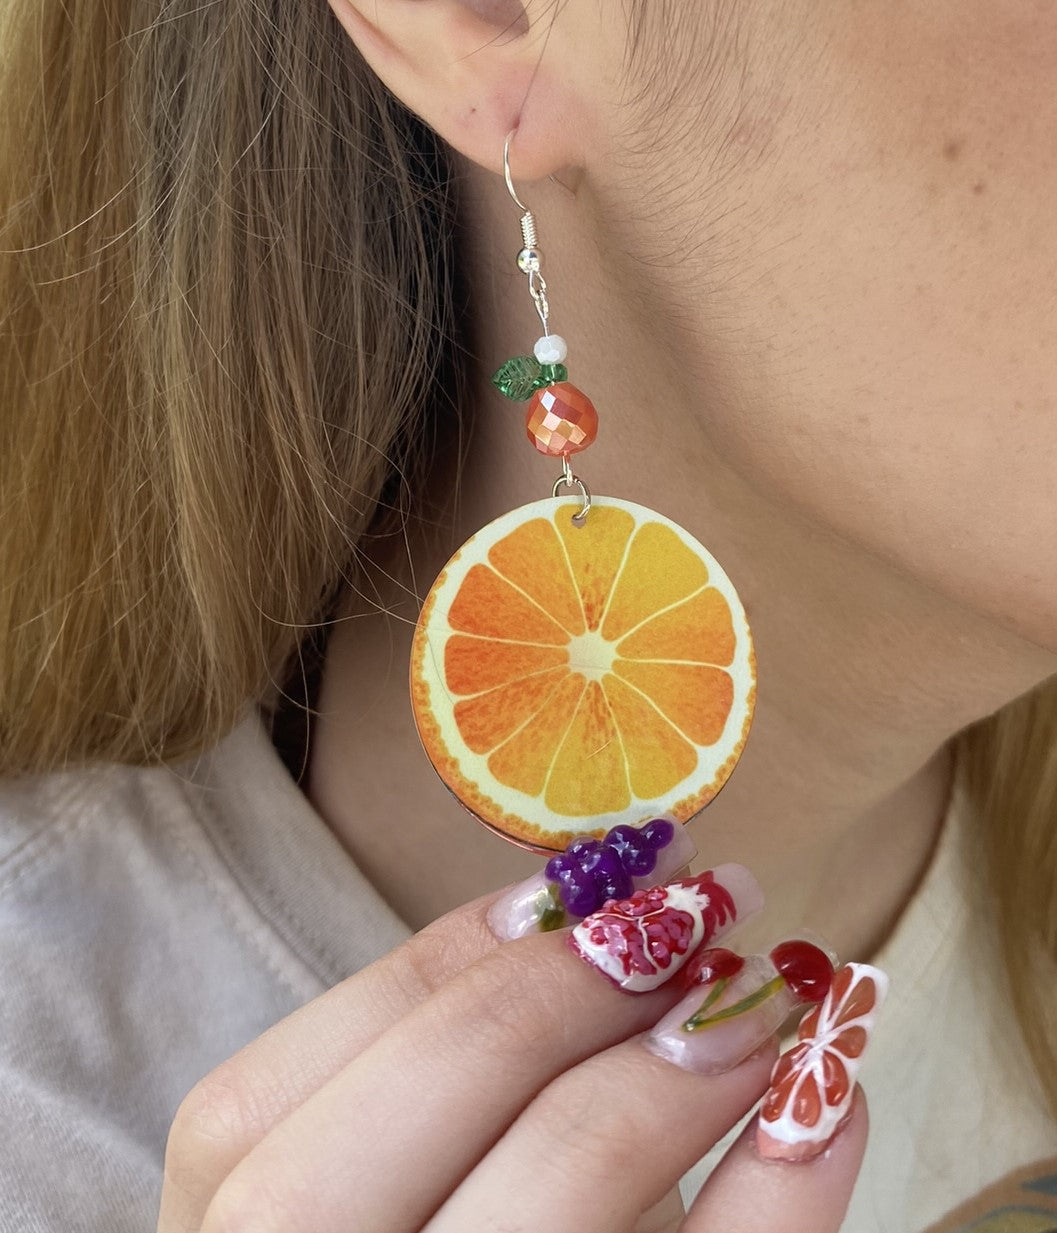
{"left": 310, "top": 0, "right": 1057, "bottom": 949}
{"left": 158, "top": 883, "right": 865, "bottom": 1232}
{"left": 157, "top": 2, "right": 1057, "bottom": 1230}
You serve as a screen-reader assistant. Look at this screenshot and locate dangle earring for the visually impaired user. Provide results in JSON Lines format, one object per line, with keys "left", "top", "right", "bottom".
{"left": 409, "top": 131, "right": 756, "bottom": 857}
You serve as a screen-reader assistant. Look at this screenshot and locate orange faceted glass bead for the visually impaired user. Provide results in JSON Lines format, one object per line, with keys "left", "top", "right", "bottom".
{"left": 525, "top": 382, "right": 598, "bottom": 456}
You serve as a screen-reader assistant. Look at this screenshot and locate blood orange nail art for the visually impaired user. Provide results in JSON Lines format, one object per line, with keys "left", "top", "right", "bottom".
{"left": 566, "top": 863, "right": 762, "bottom": 993}
{"left": 756, "top": 961, "right": 888, "bottom": 1162}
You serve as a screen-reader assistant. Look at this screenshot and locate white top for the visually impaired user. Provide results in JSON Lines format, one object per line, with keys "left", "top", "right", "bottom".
{"left": 0, "top": 705, "right": 1054, "bottom": 1232}
{"left": 682, "top": 741, "right": 1057, "bottom": 1230}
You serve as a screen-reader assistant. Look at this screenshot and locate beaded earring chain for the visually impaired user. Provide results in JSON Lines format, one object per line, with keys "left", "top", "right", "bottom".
{"left": 409, "top": 131, "right": 757, "bottom": 855}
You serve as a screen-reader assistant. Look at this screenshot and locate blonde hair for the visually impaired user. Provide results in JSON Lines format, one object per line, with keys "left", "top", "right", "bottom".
{"left": 2, "top": 1, "right": 1055, "bottom": 1115}
{"left": 0, "top": 0, "right": 461, "bottom": 773}
{"left": 956, "top": 693, "right": 1057, "bottom": 1112}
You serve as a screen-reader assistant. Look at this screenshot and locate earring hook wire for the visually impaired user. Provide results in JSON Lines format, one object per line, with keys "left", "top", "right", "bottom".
{"left": 503, "top": 129, "right": 530, "bottom": 212}
{"left": 502, "top": 129, "right": 590, "bottom": 526}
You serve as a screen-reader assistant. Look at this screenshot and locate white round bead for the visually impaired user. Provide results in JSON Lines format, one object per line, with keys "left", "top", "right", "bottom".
{"left": 533, "top": 334, "right": 568, "bottom": 364}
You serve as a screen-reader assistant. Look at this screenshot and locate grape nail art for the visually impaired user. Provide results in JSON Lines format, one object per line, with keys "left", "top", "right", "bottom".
{"left": 566, "top": 863, "right": 763, "bottom": 994}
{"left": 487, "top": 816, "right": 696, "bottom": 942}
{"left": 756, "top": 961, "right": 889, "bottom": 1162}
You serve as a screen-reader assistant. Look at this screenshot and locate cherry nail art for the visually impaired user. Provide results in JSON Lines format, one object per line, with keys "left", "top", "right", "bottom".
{"left": 566, "top": 863, "right": 762, "bottom": 993}
{"left": 679, "top": 938, "right": 834, "bottom": 1029}
{"left": 756, "top": 961, "right": 889, "bottom": 1162}
{"left": 646, "top": 939, "right": 836, "bottom": 1075}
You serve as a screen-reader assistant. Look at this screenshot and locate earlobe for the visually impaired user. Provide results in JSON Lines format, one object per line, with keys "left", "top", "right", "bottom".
{"left": 326, "top": 0, "right": 587, "bottom": 183}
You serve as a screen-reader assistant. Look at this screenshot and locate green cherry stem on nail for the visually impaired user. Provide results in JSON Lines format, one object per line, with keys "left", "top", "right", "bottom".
{"left": 680, "top": 976, "right": 731, "bottom": 1029}
{"left": 681, "top": 974, "right": 786, "bottom": 1033}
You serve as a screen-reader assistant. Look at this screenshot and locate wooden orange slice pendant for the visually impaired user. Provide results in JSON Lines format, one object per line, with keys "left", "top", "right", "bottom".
{"left": 410, "top": 496, "right": 756, "bottom": 853}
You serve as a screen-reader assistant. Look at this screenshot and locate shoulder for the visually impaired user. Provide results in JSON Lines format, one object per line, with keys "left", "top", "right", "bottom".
{"left": 0, "top": 737, "right": 325, "bottom": 1232}
{"left": 0, "top": 726, "right": 329, "bottom": 1041}
{"left": 0, "top": 752, "right": 120, "bottom": 874}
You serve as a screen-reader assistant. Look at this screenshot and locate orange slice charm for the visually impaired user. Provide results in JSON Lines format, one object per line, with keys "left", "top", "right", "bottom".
{"left": 410, "top": 496, "right": 756, "bottom": 852}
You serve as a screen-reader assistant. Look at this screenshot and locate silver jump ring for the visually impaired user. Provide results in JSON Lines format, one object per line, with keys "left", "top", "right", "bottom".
{"left": 552, "top": 469, "right": 592, "bottom": 525}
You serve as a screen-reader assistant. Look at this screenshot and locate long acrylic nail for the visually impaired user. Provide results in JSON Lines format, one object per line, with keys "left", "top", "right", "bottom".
{"left": 487, "top": 817, "right": 697, "bottom": 942}
{"left": 646, "top": 954, "right": 797, "bottom": 1073}
{"left": 566, "top": 863, "right": 764, "bottom": 994}
{"left": 644, "top": 937, "right": 837, "bottom": 1074}
{"left": 755, "top": 962, "right": 888, "bottom": 1162}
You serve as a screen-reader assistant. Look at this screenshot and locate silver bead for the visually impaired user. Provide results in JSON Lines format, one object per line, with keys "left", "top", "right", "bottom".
{"left": 517, "top": 246, "right": 543, "bottom": 274}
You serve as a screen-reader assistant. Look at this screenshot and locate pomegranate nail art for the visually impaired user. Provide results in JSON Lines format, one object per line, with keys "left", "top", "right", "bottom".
{"left": 756, "top": 961, "right": 889, "bottom": 1162}
{"left": 566, "top": 863, "right": 762, "bottom": 993}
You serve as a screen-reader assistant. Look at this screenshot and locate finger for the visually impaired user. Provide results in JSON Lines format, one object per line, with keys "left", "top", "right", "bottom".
{"left": 635, "top": 1185, "right": 686, "bottom": 1233}
{"left": 160, "top": 828, "right": 697, "bottom": 1233}
{"left": 158, "top": 886, "right": 500, "bottom": 1233}
{"left": 681, "top": 1088, "right": 868, "bottom": 1233}
{"left": 425, "top": 1036, "right": 778, "bottom": 1233}
{"left": 198, "top": 868, "right": 760, "bottom": 1233}
{"left": 160, "top": 832, "right": 700, "bottom": 1233}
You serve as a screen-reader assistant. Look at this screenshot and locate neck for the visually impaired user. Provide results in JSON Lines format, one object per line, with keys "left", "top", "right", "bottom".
{"left": 413, "top": 157, "right": 1053, "bottom": 957}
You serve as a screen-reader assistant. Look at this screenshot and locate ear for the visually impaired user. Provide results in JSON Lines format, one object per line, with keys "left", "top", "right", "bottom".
{"left": 327, "top": 0, "right": 594, "bottom": 182}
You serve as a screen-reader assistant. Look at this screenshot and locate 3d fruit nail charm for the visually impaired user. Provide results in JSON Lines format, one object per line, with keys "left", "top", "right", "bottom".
{"left": 567, "top": 869, "right": 741, "bottom": 993}
{"left": 770, "top": 939, "right": 834, "bottom": 1003}
{"left": 756, "top": 962, "right": 889, "bottom": 1161}
{"left": 680, "top": 939, "right": 834, "bottom": 1032}
{"left": 485, "top": 816, "right": 699, "bottom": 940}
{"left": 545, "top": 818, "right": 677, "bottom": 918}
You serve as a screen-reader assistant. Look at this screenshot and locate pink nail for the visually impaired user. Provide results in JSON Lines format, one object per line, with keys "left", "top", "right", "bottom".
{"left": 645, "top": 954, "right": 798, "bottom": 1073}
{"left": 756, "top": 962, "right": 888, "bottom": 1162}
{"left": 566, "top": 863, "right": 763, "bottom": 994}
{"left": 487, "top": 818, "right": 697, "bottom": 942}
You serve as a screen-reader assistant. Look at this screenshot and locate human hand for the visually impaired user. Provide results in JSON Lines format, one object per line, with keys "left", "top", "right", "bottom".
{"left": 157, "top": 855, "right": 880, "bottom": 1233}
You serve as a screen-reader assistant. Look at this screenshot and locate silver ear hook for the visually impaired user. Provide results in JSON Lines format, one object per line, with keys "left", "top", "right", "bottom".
{"left": 502, "top": 128, "right": 549, "bottom": 333}
{"left": 503, "top": 129, "right": 529, "bottom": 212}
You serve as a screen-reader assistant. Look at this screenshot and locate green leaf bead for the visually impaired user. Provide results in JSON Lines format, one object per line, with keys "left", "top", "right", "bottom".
{"left": 491, "top": 355, "right": 542, "bottom": 401}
